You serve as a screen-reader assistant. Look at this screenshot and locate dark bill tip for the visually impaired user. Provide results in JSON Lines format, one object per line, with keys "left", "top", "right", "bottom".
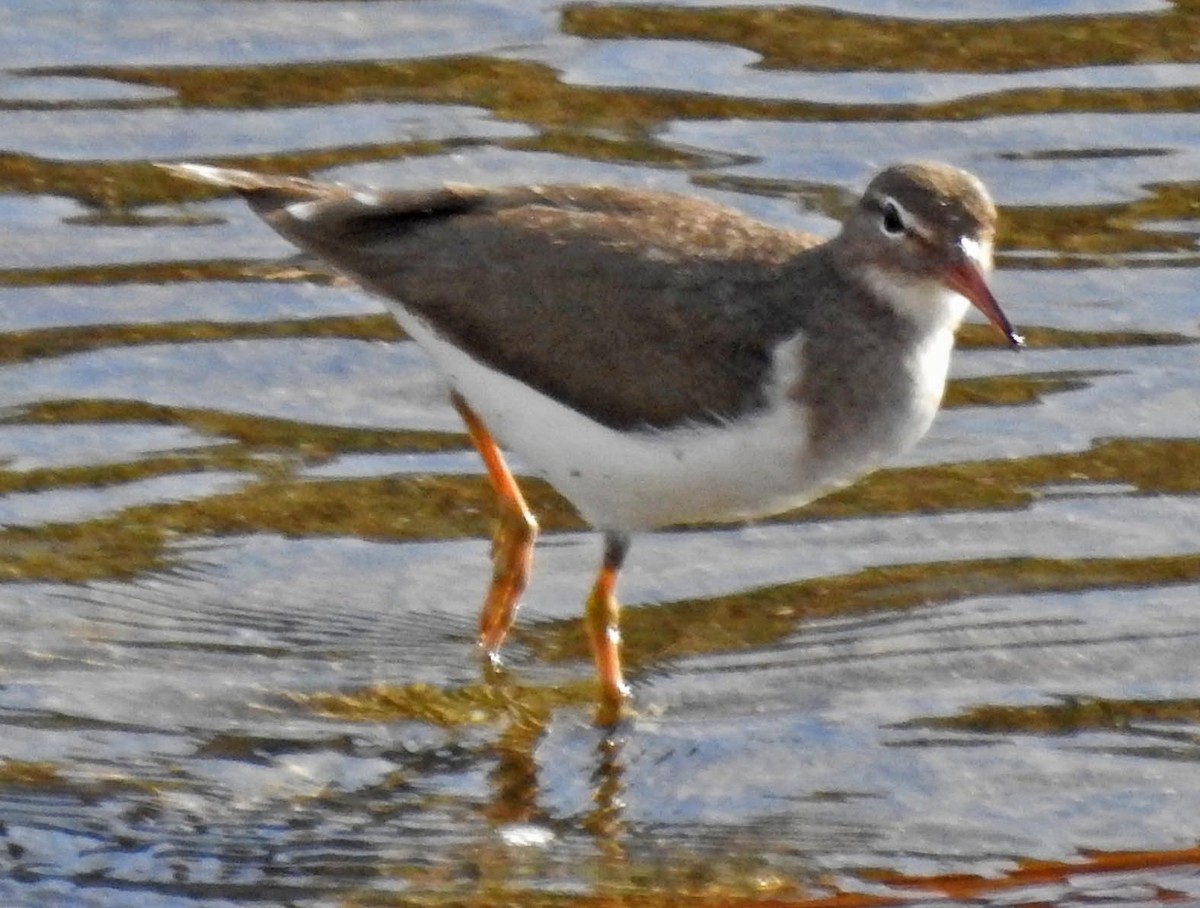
{"left": 942, "top": 257, "right": 1023, "bottom": 350}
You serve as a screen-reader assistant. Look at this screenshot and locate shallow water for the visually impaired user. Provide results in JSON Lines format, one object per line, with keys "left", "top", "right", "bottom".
{"left": 2, "top": 1, "right": 1199, "bottom": 905}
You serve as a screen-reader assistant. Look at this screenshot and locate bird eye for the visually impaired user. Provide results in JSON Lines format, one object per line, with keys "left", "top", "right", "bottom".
{"left": 880, "top": 200, "right": 906, "bottom": 236}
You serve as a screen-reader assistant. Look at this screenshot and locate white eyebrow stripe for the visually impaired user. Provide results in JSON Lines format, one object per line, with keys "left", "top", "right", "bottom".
{"left": 960, "top": 235, "right": 985, "bottom": 264}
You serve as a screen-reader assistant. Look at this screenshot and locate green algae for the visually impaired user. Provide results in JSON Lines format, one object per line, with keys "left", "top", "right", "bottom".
{"left": 537, "top": 551, "right": 1200, "bottom": 673}
{"left": 561, "top": 4, "right": 1200, "bottom": 73}
{"left": 0, "top": 313, "right": 400, "bottom": 365}
{"left": 907, "top": 696, "right": 1200, "bottom": 736}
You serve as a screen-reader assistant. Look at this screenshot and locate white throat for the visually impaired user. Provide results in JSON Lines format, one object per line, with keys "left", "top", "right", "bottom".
{"left": 861, "top": 265, "right": 970, "bottom": 337}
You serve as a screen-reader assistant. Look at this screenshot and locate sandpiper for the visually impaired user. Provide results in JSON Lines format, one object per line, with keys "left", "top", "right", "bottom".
{"left": 161, "top": 161, "right": 1022, "bottom": 723}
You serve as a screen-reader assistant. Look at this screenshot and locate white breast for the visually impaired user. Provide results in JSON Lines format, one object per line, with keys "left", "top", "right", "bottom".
{"left": 861, "top": 267, "right": 969, "bottom": 450}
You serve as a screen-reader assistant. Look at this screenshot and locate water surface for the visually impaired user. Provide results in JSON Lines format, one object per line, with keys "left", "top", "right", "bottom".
{"left": 1, "top": 1, "right": 1199, "bottom": 905}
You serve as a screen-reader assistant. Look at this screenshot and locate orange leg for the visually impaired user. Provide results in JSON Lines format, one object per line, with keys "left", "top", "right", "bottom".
{"left": 586, "top": 532, "right": 632, "bottom": 725}
{"left": 451, "top": 392, "right": 538, "bottom": 661}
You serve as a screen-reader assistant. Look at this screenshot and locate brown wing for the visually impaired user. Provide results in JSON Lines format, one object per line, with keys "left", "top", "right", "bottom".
{"left": 230, "top": 174, "right": 826, "bottom": 429}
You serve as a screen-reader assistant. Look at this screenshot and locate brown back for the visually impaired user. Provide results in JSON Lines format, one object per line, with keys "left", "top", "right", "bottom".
{"left": 243, "top": 181, "right": 828, "bottom": 430}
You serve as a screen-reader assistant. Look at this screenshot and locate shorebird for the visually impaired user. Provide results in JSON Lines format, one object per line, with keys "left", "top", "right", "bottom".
{"left": 161, "top": 161, "right": 1022, "bottom": 723}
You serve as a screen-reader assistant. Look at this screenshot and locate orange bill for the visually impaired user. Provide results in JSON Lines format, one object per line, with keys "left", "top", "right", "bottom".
{"left": 942, "top": 255, "right": 1024, "bottom": 349}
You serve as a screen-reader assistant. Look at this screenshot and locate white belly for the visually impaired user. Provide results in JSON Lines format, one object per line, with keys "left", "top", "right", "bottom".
{"left": 391, "top": 309, "right": 833, "bottom": 532}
